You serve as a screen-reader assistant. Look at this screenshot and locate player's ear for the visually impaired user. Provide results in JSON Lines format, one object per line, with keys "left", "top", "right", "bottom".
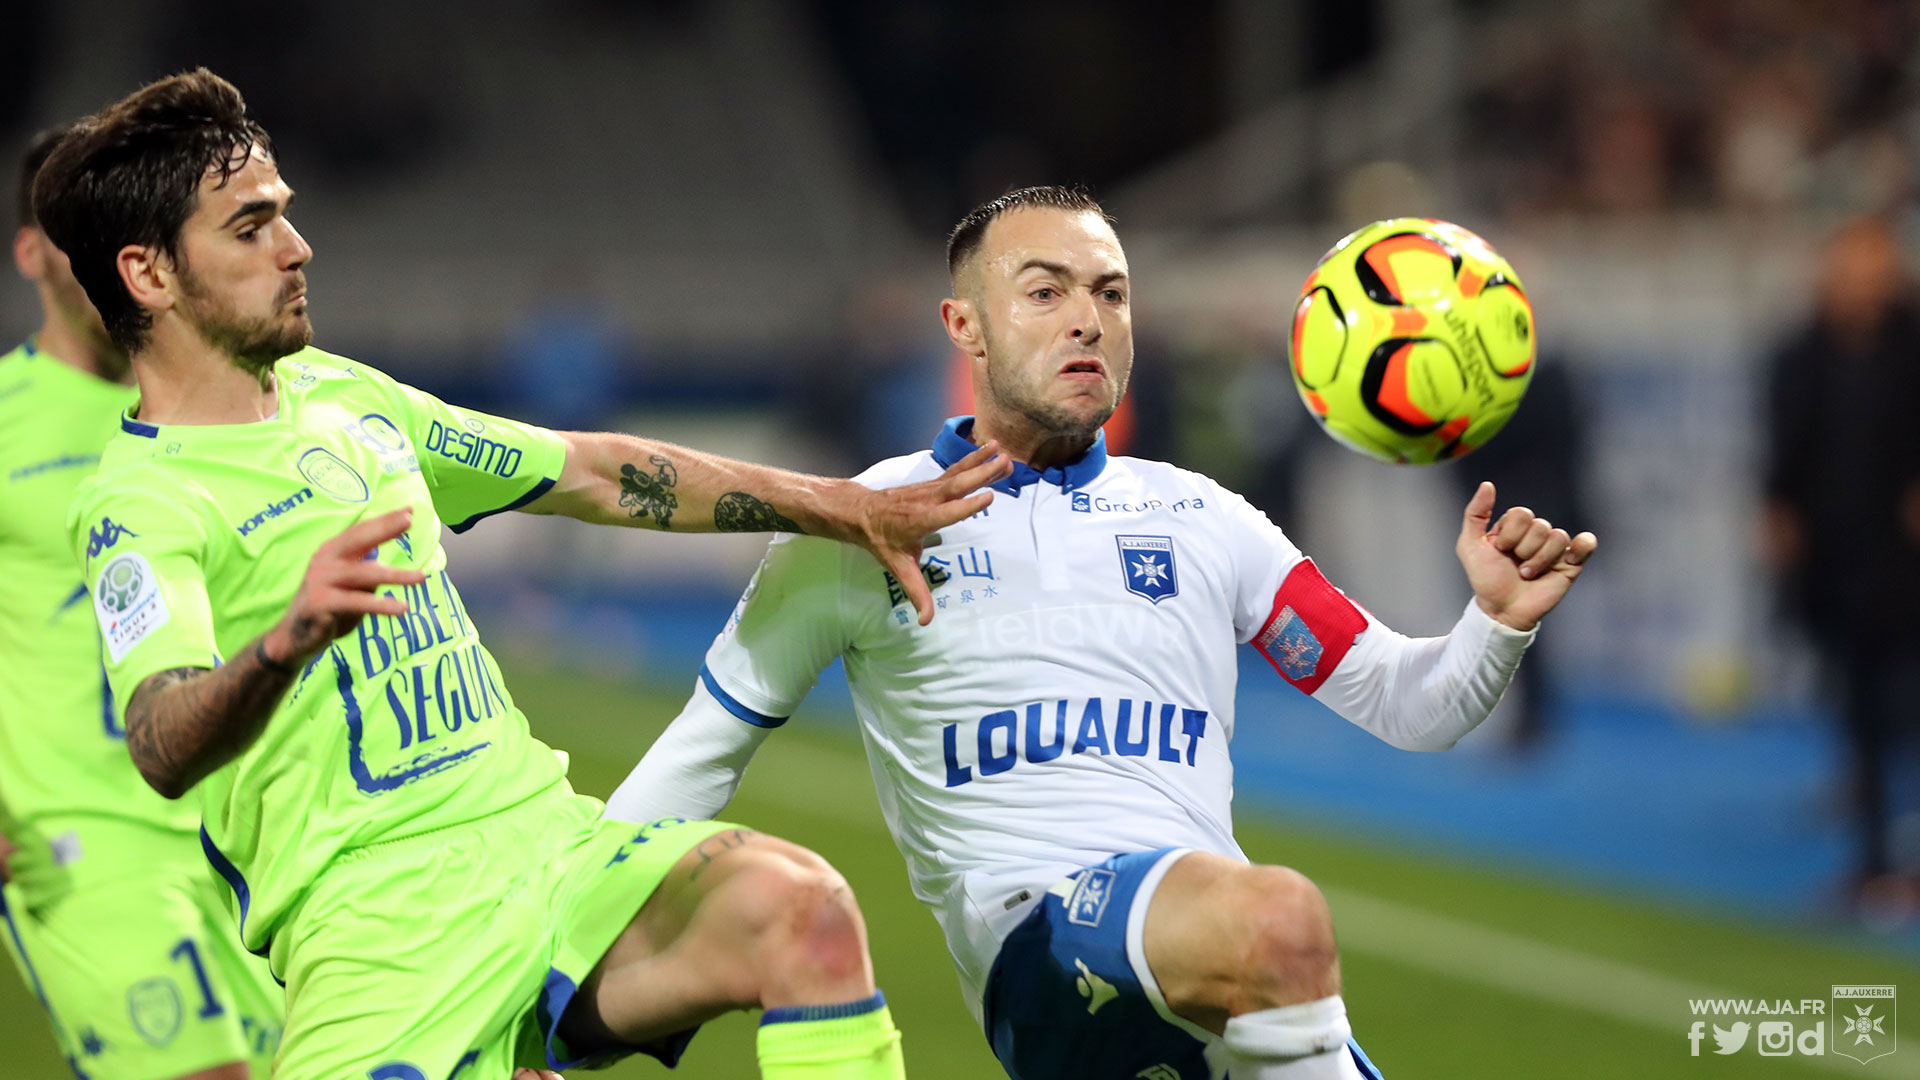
{"left": 941, "top": 296, "right": 986, "bottom": 358}
{"left": 117, "top": 244, "right": 174, "bottom": 317}
{"left": 13, "top": 226, "right": 42, "bottom": 281}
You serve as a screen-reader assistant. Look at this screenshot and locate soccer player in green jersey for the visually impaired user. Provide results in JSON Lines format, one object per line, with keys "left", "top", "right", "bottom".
{"left": 2, "top": 125, "right": 282, "bottom": 1080}
{"left": 36, "top": 70, "right": 1006, "bottom": 1080}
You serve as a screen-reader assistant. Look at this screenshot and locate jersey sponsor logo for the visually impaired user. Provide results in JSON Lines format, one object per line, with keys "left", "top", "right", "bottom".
{"left": 424, "top": 419, "right": 522, "bottom": 478}
{"left": 883, "top": 558, "right": 952, "bottom": 607}
{"left": 1066, "top": 869, "right": 1116, "bottom": 927}
{"left": 342, "top": 412, "right": 422, "bottom": 476}
{"left": 297, "top": 447, "right": 370, "bottom": 503}
{"left": 1254, "top": 560, "right": 1367, "bottom": 695}
{"left": 1071, "top": 493, "right": 1207, "bottom": 515}
{"left": 94, "top": 552, "right": 170, "bottom": 662}
{"left": 86, "top": 516, "right": 140, "bottom": 557}
{"left": 236, "top": 486, "right": 315, "bottom": 536}
{"left": 347, "top": 569, "right": 509, "bottom": 793}
{"left": 942, "top": 697, "right": 1209, "bottom": 787}
{"left": 126, "top": 976, "right": 183, "bottom": 1046}
{"left": 1117, "top": 535, "right": 1179, "bottom": 604}
{"left": 9, "top": 452, "right": 100, "bottom": 483}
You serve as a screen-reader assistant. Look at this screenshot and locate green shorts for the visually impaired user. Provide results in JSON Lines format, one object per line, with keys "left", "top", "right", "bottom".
{"left": 0, "top": 821, "right": 283, "bottom": 1080}
{"left": 270, "top": 785, "right": 735, "bottom": 1080}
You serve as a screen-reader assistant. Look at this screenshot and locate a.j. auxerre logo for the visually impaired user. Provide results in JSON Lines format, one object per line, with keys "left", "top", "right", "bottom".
{"left": 94, "top": 551, "right": 170, "bottom": 663}
{"left": 1116, "top": 535, "right": 1178, "bottom": 604}
{"left": 1685, "top": 985, "right": 1894, "bottom": 1065}
{"left": 1836, "top": 985, "right": 1896, "bottom": 1065}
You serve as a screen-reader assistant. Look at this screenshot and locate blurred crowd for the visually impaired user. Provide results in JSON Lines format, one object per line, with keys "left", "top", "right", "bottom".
{"left": 1465, "top": 0, "right": 1917, "bottom": 220}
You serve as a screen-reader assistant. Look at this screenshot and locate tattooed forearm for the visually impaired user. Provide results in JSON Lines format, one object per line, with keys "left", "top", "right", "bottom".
{"left": 616, "top": 454, "right": 679, "bottom": 529}
{"left": 123, "top": 639, "right": 300, "bottom": 799}
{"left": 712, "top": 492, "right": 803, "bottom": 534}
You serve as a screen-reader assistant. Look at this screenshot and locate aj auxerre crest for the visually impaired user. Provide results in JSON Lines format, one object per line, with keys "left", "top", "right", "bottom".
{"left": 1066, "top": 868, "right": 1116, "bottom": 927}
{"left": 1833, "top": 985, "right": 1896, "bottom": 1064}
{"left": 1116, "top": 535, "right": 1178, "bottom": 604}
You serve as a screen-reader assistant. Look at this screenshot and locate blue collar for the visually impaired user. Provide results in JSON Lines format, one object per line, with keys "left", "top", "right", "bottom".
{"left": 121, "top": 411, "right": 160, "bottom": 438}
{"left": 931, "top": 415, "right": 1108, "bottom": 496}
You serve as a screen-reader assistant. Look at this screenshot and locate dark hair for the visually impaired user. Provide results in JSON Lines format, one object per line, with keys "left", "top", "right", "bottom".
{"left": 16, "top": 125, "right": 74, "bottom": 230}
{"left": 33, "top": 68, "right": 274, "bottom": 353}
{"left": 945, "top": 185, "right": 1110, "bottom": 282}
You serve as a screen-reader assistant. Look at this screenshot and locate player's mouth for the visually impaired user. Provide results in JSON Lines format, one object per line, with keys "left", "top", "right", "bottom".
{"left": 1057, "top": 357, "right": 1106, "bottom": 381}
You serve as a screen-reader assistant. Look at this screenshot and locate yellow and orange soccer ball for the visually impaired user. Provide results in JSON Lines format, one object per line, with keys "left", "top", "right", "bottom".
{"left": 1288, "top": 218, "right": 1535, "bottom": 464}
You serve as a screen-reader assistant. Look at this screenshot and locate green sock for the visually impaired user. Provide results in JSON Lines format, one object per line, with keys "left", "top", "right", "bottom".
{"left": 756, "top": 991, "right": 905, "bottom": 1079}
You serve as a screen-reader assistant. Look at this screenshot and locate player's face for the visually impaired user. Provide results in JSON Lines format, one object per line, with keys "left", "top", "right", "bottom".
{"left": 171, "top": 145, "right": 312, "bottom": 374}
{"left": 969, "top": 208, "right": 1133, "bottom": 438}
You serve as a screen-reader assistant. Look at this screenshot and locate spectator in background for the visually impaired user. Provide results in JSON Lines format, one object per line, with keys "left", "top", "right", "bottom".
{"left": 1761, "top": 215, "right": 1920, "bottom": 920}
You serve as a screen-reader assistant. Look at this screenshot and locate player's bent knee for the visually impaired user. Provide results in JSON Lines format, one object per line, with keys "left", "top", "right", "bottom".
{"left": 1232, "top": 865, "right": 1339, "bottom": 1011}
{"left": 700, "top": 842, "right": 871, "bottom": 1002}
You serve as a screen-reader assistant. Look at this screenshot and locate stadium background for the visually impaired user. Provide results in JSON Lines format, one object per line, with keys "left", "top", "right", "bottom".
{"left": 3, "top": 1, "right": 1917, "bottom": 1076}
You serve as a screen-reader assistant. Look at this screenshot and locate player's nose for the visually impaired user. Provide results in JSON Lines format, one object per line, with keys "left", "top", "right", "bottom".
{"left": 282, "top": 221, "right": 314, "bottom": 269}
{"left": 1069, "top": 292, "right": 1103, "bottom": 345}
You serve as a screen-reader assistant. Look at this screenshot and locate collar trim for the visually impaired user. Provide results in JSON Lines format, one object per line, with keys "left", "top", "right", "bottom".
{"left": 930, "top": 415, "right": 1108, "bottom": 496}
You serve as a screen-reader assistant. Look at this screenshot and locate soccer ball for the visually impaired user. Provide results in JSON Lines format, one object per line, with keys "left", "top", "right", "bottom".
{"left": 1287, "top": 218, "right": 1535, "bottom": 464}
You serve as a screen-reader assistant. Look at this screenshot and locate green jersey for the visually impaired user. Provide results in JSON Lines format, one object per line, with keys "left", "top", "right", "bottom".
{"left": 0, "top": 340, "right": 195, "bottom": 879}
{"left": 69, "top": 349, "right": 571, "bottom": 956}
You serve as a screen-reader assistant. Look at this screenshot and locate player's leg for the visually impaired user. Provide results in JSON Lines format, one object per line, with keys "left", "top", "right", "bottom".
{"left": 187, "top": 872, "right": 283, "bottom": 1075}
{"left": 557, "top": 826, "right": 903, "bottom": 1078}
{"left": 2, "top": 861, "right": 270, "bottom": 1080}
{"left": 1142, "top": 852, "right": 1375, "bottom": 1079}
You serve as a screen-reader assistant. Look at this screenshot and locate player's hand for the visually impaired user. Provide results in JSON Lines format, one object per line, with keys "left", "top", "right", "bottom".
{"left": 0, "top": 826, "right": 13, "bottom": 885}
{"left": 512, "top": 1071, "right": 563, "bottom": 1079}
{"left": 1457, "top": 481, "right": 1597, "bottom": 632}
{"left": 265, "top": 508, "right": 427, "bottom": 665}
{"left": 843, "top": 442, "right": 1010, "bottom": 626}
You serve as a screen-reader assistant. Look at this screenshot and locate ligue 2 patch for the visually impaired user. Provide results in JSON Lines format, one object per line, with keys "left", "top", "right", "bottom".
{"left": 1253, "top": 560, "right": 1366, "bottom": 694}
{"left": 94, "top": 552, "right": 170, "bottom": 663}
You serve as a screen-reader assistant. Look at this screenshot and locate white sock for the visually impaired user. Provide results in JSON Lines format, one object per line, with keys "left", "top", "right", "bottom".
{"left": 1223, "top": 995, "right": 1367, "bottom": 1079}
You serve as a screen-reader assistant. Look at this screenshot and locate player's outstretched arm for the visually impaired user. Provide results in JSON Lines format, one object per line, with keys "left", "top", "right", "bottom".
{"left": 527, "top": 431, "right": 1009, "bottom": 624}
{"left": 1456, "top": 480, "right": 1599, "bottom": 631}
{"left": 123, "top": 509, "right": 424, "bottom": 798}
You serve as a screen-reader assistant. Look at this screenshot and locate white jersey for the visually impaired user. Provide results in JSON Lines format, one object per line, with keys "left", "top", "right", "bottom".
{"left": 610, "top": 418, "right": 1534, "bottom": 1022}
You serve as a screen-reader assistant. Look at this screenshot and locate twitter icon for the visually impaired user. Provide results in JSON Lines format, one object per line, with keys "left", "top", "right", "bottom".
{"left": 1713, "top": 1022, "right": 1752, "bottom": 1054}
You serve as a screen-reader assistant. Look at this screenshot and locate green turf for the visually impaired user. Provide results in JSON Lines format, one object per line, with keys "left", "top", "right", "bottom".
{"left": 2, "top": 653, "right": 1912, "bottom": 1078}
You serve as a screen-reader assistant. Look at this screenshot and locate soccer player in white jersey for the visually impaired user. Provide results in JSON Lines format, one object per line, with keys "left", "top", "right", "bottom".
{"left": 606, "top": 186, "right": 1598, "bottom": 1080}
